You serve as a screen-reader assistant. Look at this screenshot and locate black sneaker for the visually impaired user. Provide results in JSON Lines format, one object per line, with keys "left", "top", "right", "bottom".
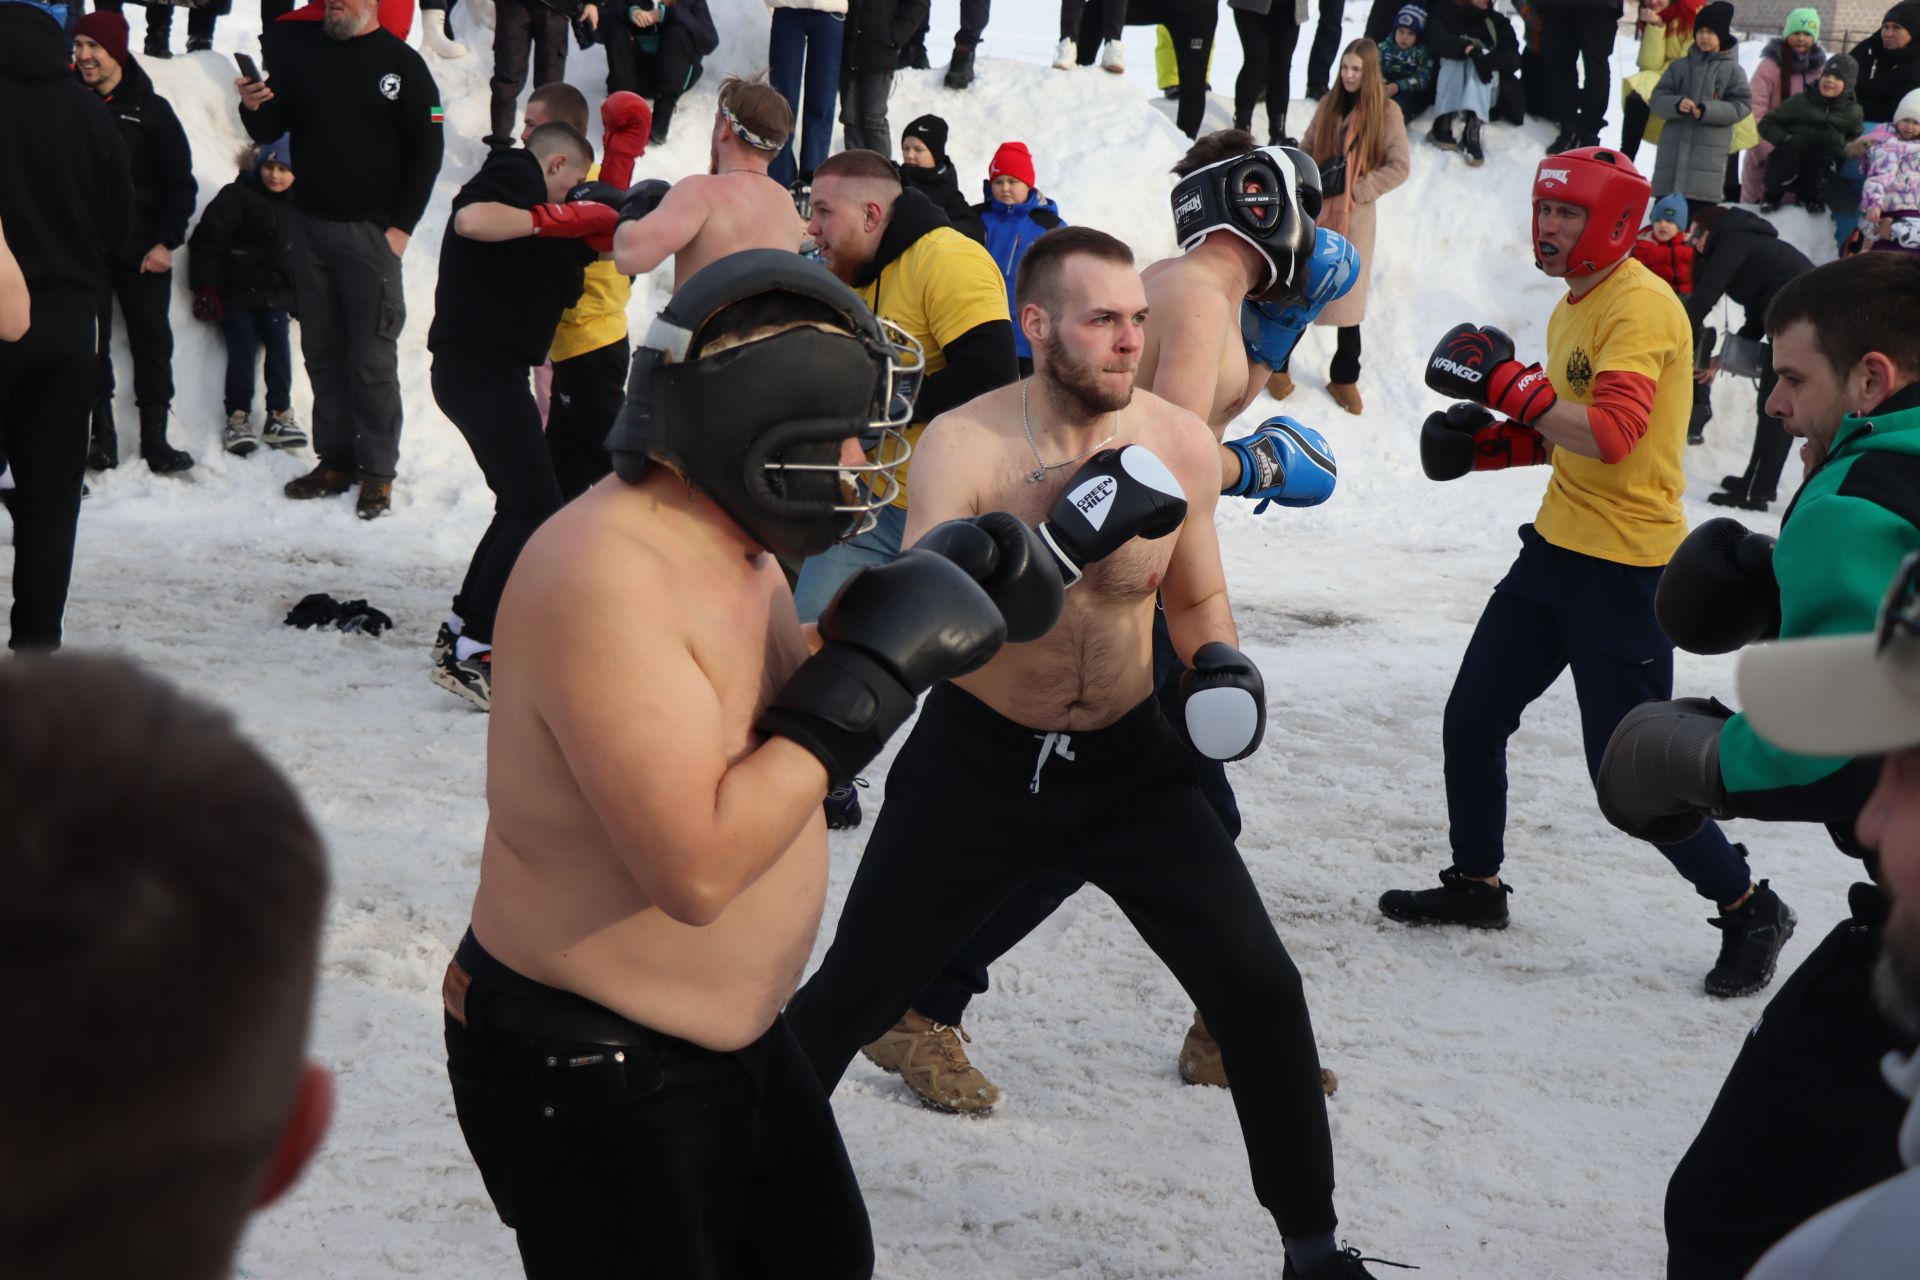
{"left": 1282, "top": 1244, "right": 1417, "bottom": 1278}
{"left": 1706, "top": 489, "right": 1773, "bottom": 512}
{"left": 900, "top": 39, "right": 930, "bottom": 70}
{"left": 1704, "top": 878, "right": 1795, "bottom": 998}
{"left": 824, "top": 778, "right": 867, "bottom": 829}
{"left": 1379, "top": 866, "right": 1512, "bottom": 928}
{"left": 1545, "top": 125, "right": 1578, "bottom": 156}
{"left": 1760, "top": 196, "right": 1783, "bottom": 213}
{"left": 1803, "top": 198, "right": 1828, "bottom": 214}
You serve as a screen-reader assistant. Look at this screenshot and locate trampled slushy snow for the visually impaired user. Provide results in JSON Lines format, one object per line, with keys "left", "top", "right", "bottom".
{"left": 30, "top": 2, "right": 1858, "bottom": 1274}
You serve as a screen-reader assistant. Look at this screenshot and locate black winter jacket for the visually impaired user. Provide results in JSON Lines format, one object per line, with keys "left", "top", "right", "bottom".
{"left": 1426, "top": 0, "right": 1520, "bottom": 80}
{"left": 900, "top": 160, "right": 985, "bottom": 243}
{"left": 88, "top": 57, "right": 195, "bottom": 254}
{"left": 188, "top": 170, "right": 297, "bottom": 312}
{"left": 0, "top": 3, "right": 131, "bottom": 326}
{"left": 661, "top": 0, "right": 719, "bottom": 55}
{"left": 1685, "top": 207, "right": 1815, "bottom": 340}
{"left": 1851, "top": 32, "right": 1920, "bottom": 124}
{"left": 844, "top": 0, "right": 932, "bottom": 74}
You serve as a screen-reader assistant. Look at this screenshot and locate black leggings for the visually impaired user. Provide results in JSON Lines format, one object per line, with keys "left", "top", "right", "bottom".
{"left": 1233, "top": 5, "right": 1303, "bottom": 144}
{"left": 445, "top": 933, "right": 873, "bottom": 1278}
{"left": 0, "top": 308, "right": 94, "bottom": 651}
{"left": 1075, "top": 0, "right": 1216, "bottom": 138}
{"left": 431, "top": 351, "right": 564, "bottom": 645}
{"left": 1279, "top": 323, "right": 1362, "bottom": 383}
{"left": 786, "top": 683, "right": 1337, "bottom": 1239}
{"left": 1728, "top": 361, "right": 1790, "bottom": 503}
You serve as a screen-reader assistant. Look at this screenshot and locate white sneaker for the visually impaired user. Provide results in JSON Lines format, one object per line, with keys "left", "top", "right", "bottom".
{"left": 222, "top": 410, "right": 259, "bottom": 457}
{"left": 422, "top": 12, "right": 466, "bottom": 58}
{"left": 1051, "top": 38, "right": 1075, "bottom": 70}
{"left": 1100, "top": 39, "right": 1124, "bottom": 73}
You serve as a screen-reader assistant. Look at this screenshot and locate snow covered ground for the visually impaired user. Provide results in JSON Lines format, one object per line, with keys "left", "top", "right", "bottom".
{"left": 26, "top": 2, "right": 1865, "bottom": 1276}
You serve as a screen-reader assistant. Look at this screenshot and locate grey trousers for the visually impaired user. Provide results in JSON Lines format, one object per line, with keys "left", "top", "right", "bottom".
{"left": 840, "top": 71, "right": 893, "bottom": 157}
{"left": 289, "top": 212, "right": 406, "bottom": 481}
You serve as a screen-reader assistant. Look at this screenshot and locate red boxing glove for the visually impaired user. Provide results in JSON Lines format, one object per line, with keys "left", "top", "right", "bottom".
{"left": 529, "top": 201, "right": 621, "bottom": 240}
{"left": 600, "top": 91, "right": 652, "bottom": 190}
{"left": 584, "top": 229, "right": 616, "bottom": 254}
{"left": 1425, "top": 323, "right": 1559, "bottom": 425}
{"left": 1471, "top": 419, "right": 1550, "bottom": 471}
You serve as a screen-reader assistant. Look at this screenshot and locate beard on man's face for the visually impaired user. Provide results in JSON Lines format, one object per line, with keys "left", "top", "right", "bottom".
{"left": 1874, "top": 912, "right": 1920, "bottom": 1038}
{"left": 1040, "top": 329, "right": 1134, "bottom": 418}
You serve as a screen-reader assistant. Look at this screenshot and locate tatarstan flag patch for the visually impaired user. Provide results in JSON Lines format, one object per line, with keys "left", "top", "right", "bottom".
{"left": 430, "top": 105, "right": 445, "bottom": 124}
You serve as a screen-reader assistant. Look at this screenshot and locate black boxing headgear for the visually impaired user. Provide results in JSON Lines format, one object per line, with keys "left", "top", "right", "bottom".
{"left": 605, "top": 250, "right": 925, "bottom": 559}
{"left": 1170, "top": 145, "right": 1323, "bottom": 301}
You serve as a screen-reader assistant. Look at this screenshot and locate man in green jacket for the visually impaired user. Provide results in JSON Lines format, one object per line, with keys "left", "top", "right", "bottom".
{"left": 1595, "top": 251, "right": 1920, "bottom": 1279}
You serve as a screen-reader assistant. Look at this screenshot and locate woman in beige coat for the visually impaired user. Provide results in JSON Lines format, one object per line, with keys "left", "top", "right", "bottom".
{"left": 1270, "top": 37, "right": 1410, "bottom": 413}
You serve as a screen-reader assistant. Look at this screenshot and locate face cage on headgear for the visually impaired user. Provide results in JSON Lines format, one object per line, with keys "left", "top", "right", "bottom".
{"left": 1170, "top": 146, "right": 1324, "bottom": 300}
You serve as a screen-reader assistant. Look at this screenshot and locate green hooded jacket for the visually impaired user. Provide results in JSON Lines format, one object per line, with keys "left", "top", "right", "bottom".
{"left": 1720, "top": 381, "right": 1920, "bottom": 815}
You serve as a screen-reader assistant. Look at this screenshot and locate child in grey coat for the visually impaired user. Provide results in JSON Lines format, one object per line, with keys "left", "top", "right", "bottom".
{"left": 1650, "top": 0, "right": 1754, "bottom": 204}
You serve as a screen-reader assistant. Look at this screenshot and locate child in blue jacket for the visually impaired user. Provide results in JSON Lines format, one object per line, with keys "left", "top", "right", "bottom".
{"left": 973, "top": 141, "right": 1066, "bottom": 375}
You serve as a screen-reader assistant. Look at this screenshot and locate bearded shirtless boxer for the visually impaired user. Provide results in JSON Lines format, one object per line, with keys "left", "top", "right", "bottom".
{"left": 785, "top": 228, "right": 1392, "bottom": 1280}
{"left": 439, "top": 252, "right": 1010, "bottom": 1279}
{"left": 611, "top": 74, "right": 806, "bottom": 287}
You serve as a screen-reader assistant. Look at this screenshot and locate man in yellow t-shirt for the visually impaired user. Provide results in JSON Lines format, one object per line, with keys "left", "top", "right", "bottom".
{"left": 1377, "top": 148, "right": 1784, "bottom": 999}
{"left": 794, "top": 147, "right": 1016, "bottom": 624}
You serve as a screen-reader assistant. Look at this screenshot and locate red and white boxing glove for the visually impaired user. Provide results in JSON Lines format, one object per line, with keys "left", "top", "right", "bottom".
{"left": 1425, "top": 323, "right": 1558, "bottom": 425}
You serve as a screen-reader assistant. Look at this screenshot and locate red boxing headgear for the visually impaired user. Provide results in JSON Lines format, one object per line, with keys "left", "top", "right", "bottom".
{"left": 1531, "top": 147, "right": 1651, "bottom": 277}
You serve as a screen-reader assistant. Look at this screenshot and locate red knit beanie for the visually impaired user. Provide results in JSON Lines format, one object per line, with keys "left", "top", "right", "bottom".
{"left": 74, "top": 11, "right": 131, "bottom": 68}
{"left": 989, "top": 141, "right": 1036, "bottom": 189}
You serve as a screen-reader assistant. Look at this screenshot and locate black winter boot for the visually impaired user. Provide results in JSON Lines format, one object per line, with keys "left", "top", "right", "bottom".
{"left": 143, "top": 23, "right": 172, "bottom": 58}
{"left": 1705, "top": 878, "right": 1795, "bottom": 998}
{"left": 1379, "top": 866, "right": 1513, "bottom": 928}
{"left": 1546, "top": 123, "right": 1578, "bottom": 155}
{"left": 87, "top": 397, "right": 118, "bottom": 471}
{"left": 1427, "top": 113, "right": 1457, "bottom": 151}
{"left": 1461, "top": 112, "right": 1485, "bottom": 167}
{"left": 139, "top": 407, "right": 194, "bottom": 475}
{"left": 945, "top": 42, "right": 976, "bottom": 89}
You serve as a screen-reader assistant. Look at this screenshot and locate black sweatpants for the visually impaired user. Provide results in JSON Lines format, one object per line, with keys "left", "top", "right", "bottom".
{"left": 787, "top": 683, "right": 1337, "bottom": 1239}
{"left": 488, "top": 0, "right": 570, "bottom": 148}
{"left": 95, "top": 252, "right": 175, "bottom": 411}
{"left": 547, "top": 336, "right": 626, "bottom": 502}
{"left": 445, "top": 932, "right": 873, "bottom": 1279}
{"left": 1542, "top": 7, "right": 1615, "bottom": 140}
{"left": 1763, "top": 138, "right": 1841, "bottom": 204}
{"left": 1304, "top": 0, "right": 1344, "bottom": 96}
{"left": 1665, "top": 883, "right": 1910, "bottom": 1280}
{"left": 1061, "top": 0, "right": 1124, "bottom": 41}
{"left": 1234, "top": 5, "right": 1303, "bottom": 144}
{"left": 1079, "top": 0, "right": 1215, "bottom": 139}
{"left": 606, "top": 20, "right": 703, "bottom": 138}
{"left": 431, "top": 351, "right": 563, "bottom": 645}
{"left": 0, "top": 308, "right": 94, "bottom": 651}
{"left": 911, "top": 0, "right": 989, "bottom": 49}
{"left": 1726, "top": 360, "right": 1790, "bottom": 505}
{"left": 290, "top": 212, "right": 406, "bottom": 482}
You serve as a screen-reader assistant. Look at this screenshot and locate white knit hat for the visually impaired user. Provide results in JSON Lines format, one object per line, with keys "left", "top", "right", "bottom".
{"left": 1899, "top": 87, "right": 1920, "bottom": 125}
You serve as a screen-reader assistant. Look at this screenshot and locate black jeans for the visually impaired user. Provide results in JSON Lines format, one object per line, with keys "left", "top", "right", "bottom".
{"left": 1763, "top": 137, "right": 1841, "bottom": 203}
{"left": 606, "top": 19, "right": 702, "bottom": 138}
{"left": 221, "top": 306, "right": 292, "bottom": 416}
{"left": 431, "top": 351, "right": 564, "bottom": 645}
{"left": 1061, "top": 0, "right": 1124, "bottom": 41}
{"left": 444, "top": 932, "right": 873, "bottom": 1279}
{"left": 1304, "top": 0, "right": 1345, "bottom": 95}
{"left": 1727, "top": 360, "right": 1789, "bottom": 503}
{"left": 0, "top": 307, "right": 94, "bottom": 650}
{"left": 547, "top": 336, "right": 626, "bottom": 502}
{"left": 488, "top": 0, "right": 570, "bottom": 147}
{"left": 1541, "top": 7, "right": 1614, "bottom": 138}
{"left": 96, "top": 253, "right": 175, "bottom": 411}
{"left": 1665, "top": 883, "right": 1911, "bottom": 1279}
{"left": 787, "top": 682, "right": 1336, "bottom": 1239}
{"left": 911, "top": 0, "right": 990, "bottom": 49}
{"left": 289, "top": 212, "right": 406, "bottom": 481}
{"left": 1234, "top": 5, "right": 1303, "bottom": 144}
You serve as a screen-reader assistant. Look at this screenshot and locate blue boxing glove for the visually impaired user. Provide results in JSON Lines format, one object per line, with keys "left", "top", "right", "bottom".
{"left": 1240, "top": 228, "right": 1361, "bottom": 369}
{"left": 1222, "top": 417, "right": 1337, "bottom": 513}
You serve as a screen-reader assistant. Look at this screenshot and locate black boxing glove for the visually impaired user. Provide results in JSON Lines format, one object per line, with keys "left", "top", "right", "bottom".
{"left": 565, "top": 179, "right": 626, "bottom": 210}
{"left": 1037, "top": 445, "right": 1188, "bottom": 587}
{"left": 1179, "top": 642, "right": 1267, "bottom": 762}
{"left": 915, "top": 512, "right": 1064, "bottom": 644}
{"left": 1426, "top": 323, "right": 1558, "bottom": 426}
{"left": 617, "top": 178, "right": 673, "bottom": 226}
{"left": 1655, "top": 518, "right": 1781, "bottom": 655}
{"left": 757, "top": 551, "right": 1007, "bottom": 785}
{"left": 1594, "top": 697, "right": 1734, "bottom": 843}
{"left": 1420, "top": 403, "right": 1550, "bottom": 481}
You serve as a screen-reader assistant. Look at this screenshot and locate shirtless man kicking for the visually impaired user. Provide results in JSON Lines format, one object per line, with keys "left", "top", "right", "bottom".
{"left": 441, "top": 251, "right": 1007, "bottom": 1278}
{"left": 785, "top": 228, "right": 1392, "bottom": 1280}
{"left": 611, "top": 74, "right": 806, "bottom": 289}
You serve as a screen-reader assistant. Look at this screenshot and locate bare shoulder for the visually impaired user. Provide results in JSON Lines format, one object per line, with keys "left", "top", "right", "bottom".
{"left": 511, "top": 493, "right": 679, "bottom": 642}
{"left": 1130, "top": 387, "right": 1220, "bottom": 466}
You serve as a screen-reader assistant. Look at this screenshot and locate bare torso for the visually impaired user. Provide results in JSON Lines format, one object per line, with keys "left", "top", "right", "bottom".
{"left": 1137, "top": 255, "right": 1262, "bottom": 435}
{"left": 920, "top": 384, "right": 1224, "bottom": 732}
{"left": 671, "top": 171, "right": 807, "bottom": 289}
{"left": 469, "top": 480, "right": 827, "bottom": 1051}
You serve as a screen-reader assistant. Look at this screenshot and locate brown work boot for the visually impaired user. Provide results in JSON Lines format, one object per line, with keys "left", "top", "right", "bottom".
{"left": 1178, "top": 1012, "right": 1338, "bottom": 1096}
{"left": 1328, "top": 381, "right": 1364, "bottom": 414}
{"left": 1267, "top": 370, "right": 1296, "bottom": 401}
{"left": 860, "top": 1010, "right": 1000, "bottom": 1114}
{"left": 284, "top": 461, "right": 354, "bottom": 500}
{"left": 356, "top": 479, "right": 393, "bottom": 520}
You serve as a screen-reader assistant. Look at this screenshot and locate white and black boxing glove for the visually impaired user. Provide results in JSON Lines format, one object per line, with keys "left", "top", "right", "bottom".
{"left": 1180, "top": 642, "right": 1266, "bottom": 762}
{"left": 1037, "top": 445, "right": 1188, "bottom": 587}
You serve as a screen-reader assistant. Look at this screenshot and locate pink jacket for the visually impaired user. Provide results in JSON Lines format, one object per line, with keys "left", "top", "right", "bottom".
{"left": 1863, "top": 126, "right": 1920, "bottom": 217}
{"left": 1740, "top": 40, "right": 1829, "bottom": 203}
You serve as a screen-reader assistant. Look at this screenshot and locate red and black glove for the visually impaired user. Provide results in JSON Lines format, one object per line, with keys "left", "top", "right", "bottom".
{"left": 1419, "top": 402, "right": 1550, "bottom": 481}
{"left": 600, "top": 90, "right": 652, "bottom": 189}
{"left": 529, "top": 200, "right": 621, "bottom": 242}
{"left": 192, "top": 285, "right": 224, "bottom": 322}
{"left": 1425, "top": 323, "right": 1558, "bottom": 425}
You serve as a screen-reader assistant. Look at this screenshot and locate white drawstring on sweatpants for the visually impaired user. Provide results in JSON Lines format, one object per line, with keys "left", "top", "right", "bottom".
{"left": 1028, "top": 731, "right": 1076, "bottom": 794}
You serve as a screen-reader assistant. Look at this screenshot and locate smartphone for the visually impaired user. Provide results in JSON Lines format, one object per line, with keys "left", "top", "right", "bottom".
{"left": 235, "top": 51, "right": 260, "bottom": 83}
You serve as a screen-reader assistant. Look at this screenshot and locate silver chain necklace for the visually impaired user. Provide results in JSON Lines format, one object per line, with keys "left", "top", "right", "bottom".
{"left": 1021, "top": 380, "right": 1116, "bottom": 483}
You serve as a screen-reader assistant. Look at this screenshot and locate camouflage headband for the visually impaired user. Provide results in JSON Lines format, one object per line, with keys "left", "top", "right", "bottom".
{"left": 722, "top": 104, "right": 780, "bottom": 153}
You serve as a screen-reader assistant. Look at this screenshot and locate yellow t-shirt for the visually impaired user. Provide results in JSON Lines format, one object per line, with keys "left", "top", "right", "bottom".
{"left": 550, "top": 164, "right": 632, "bottom": 364}
{"left": 1533, "top": 257, "right": 1692, "bottom": 567}
{"left": 854, "top": 225, "right": 1009, "bottom": 507}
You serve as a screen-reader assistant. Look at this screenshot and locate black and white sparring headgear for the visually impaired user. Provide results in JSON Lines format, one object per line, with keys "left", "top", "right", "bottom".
{"left": 1170, "top": 145, "right": 1323, "bottom": 301}
{"left": 605, "top": 250, "right": 925, "bottom": 559}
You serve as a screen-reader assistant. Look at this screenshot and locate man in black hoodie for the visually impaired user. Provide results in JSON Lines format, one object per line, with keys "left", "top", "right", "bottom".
{"left": 74, "top": 10, "right": 196, "bottom": 475}
{"left": 0, "top": 0, "right": 132, "bottom": 650}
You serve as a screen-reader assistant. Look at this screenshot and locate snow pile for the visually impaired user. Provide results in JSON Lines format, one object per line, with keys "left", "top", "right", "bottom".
{"left": 32, "top": 2, "right": 1863, "bottom": 1277}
